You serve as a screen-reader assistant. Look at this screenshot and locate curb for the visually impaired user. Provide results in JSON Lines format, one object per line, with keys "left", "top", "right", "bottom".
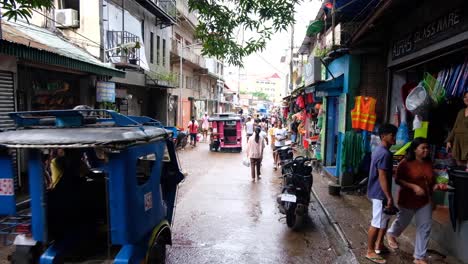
{"left": 311, "top": 186, "right": 360, "bottom": 264}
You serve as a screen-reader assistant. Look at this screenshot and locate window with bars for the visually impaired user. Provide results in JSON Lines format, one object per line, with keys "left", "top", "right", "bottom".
{"left": 156, "top": 36, "right": 161, "bottom": 65}
{"left": 150, "top": 32, "right": 154, "bottom": 63}
{"left": 162, "top": 39, "right": 166, "bottom": 66}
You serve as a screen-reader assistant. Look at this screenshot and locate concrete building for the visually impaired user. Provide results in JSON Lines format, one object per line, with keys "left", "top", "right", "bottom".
{"left": 170, "top": 0, "right": 224, "bottom": 126}
{"left": 29, "top": 0, "right": 177, "bottom": 122}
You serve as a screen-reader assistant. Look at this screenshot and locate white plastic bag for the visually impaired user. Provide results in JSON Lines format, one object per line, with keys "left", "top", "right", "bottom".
{"left": 413, "top": 115, "right": 422, "bottom": 130}
{"left": 242, "top": 157, "right": 250, "bottom": 167}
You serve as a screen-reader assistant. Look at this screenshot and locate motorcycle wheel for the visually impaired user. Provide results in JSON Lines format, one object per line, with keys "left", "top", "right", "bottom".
{"left": 286, "top": 203, "right": 298, "bottom": 229}
{"left": 147, "top": 234, "right": 167, "bottom": 264}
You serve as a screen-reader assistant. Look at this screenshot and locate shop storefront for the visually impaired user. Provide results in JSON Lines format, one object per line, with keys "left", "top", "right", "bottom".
{"left": 386, "top": 0, "right": 468, "bottom": 261}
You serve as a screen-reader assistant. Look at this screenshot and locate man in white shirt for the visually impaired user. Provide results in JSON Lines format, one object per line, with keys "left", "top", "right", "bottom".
{"left": 274, "top": 120, "right": 287, "bottom": 169}
{"left": 245, "top": 117, "right": 254, "bottom": 141}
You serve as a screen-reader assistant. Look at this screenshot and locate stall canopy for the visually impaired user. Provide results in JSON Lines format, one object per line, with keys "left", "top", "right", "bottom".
{"left": 0, "top": 19, "right": 125, "bottom": 78}
{"left": 305, "top": 74, "right": 344, "bottom": 97}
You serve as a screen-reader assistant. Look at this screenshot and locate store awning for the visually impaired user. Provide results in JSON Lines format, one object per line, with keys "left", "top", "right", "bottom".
{"left": 305, "top": 74, "right": 344, "bottom": 97}
{"left": 306, "top": 20, "right": 324, "bottom": 37}
{"left": 0, "top": 20, "right": 125, "bottom": 78}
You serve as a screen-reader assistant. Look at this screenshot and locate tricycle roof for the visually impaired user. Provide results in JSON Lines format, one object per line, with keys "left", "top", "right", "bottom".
{"left": 208, "top": 113, "right": 241, "bottom": 122}
{"left": 0, "top": 109, "right": 171, "bottom": 149}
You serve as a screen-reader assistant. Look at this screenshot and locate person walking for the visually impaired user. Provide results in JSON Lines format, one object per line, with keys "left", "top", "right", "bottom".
{"left": 386, "top": 137, "right": 448, "bottom": 264}
{"left": 187, "top": 117, "right": 199, "bottom": 147}
{"left": 268, "top": 121, "right": 277, "bottom": 163}
{"left": 201, "top": 112, "right": 210, "bottom": 142}
{"left": 273, "top": 120, "right": 287, "bottom": 170}
{"left": 290, "top": 115, "right": 299, "bottom": 144}
{"left": 245, "top": 117, "right": 254, "bottom": 142}
{"left": 246, "top": 127, "right": 265, "bottom": 182}
{"left": 365, "top": 124, "right": 398, "bottom": 264}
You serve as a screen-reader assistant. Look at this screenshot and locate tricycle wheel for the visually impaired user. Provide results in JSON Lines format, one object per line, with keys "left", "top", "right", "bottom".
{"left": 147, "top": 235, "right": 166, "bottom": 264}
{"left": 11, "top": 245, "right": 39, "bottom": 264}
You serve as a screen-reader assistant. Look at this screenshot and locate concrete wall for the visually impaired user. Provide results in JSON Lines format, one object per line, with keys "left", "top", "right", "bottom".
{"left": 357, "top": 54, "right": 387, "bottom": 124}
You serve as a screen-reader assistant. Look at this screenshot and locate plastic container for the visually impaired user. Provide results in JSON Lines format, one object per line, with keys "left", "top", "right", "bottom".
{"left": 405, "top": 83, "right": 432, "bottom": 115}
{"left": 448, "top": 166, "right": 468, "bottom": 222}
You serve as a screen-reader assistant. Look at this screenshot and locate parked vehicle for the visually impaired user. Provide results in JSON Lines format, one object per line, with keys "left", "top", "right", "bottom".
{"left": 0, "top": 109, "right": 184, "bottom": 263}
{"left": 276, "top": 145, "right": 294, "bottom": 170}
{"left": 208, "top": 113, "right": 242, "bottom": 152}
{"left": 277, "top": 156, "right": 313, "bottom": 229}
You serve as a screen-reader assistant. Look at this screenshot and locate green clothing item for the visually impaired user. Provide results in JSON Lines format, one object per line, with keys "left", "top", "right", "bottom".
{"left": 447, "top": 109, "right": 468, "bottom": 161}
{"left": 342, "top": 131, "right": 365, "bottom": 174}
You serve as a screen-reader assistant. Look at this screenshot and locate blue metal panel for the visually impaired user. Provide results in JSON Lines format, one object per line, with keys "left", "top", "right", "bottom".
{"left": 325, "top": 97, "right": 338, "bottom": 170}
{"left": 114, "top": 244, "right": 146, "bottom": 264}
{"left": 108, "top": 141, "right": 166, "bottom": 245}
{"left": 0, "top": 155, "right": 16, "bottom": 215}
{"left": 29, "top": 150, "right": 46, "bottom": 241}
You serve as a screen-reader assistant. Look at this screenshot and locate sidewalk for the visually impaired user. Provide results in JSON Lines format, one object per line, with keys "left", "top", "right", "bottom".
{"left": 312, "top": 172, "right": 462, "bottom": 264}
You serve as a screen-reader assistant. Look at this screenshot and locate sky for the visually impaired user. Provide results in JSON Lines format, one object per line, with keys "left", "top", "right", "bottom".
{"left": 225, "top": 0, "right": 323, "bottom": 91}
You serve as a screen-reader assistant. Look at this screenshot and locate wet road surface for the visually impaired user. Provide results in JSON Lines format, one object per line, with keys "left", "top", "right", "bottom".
{"left": 167, "top": 139, "right": 355, "bottom": 264}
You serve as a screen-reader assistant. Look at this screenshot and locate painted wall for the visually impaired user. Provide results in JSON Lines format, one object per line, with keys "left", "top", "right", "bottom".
{"left": 321, "top": 54, "right": 361, "bottom": 179}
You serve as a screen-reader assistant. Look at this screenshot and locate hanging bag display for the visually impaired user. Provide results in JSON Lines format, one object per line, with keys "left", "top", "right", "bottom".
{"left": 405, "top": 82, "right": 432, "bottom": 115}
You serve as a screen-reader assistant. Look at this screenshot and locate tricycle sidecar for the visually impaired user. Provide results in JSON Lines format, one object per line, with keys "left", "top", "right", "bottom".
{"left": 0, "top": 109, "right": 184, "bottom": 264}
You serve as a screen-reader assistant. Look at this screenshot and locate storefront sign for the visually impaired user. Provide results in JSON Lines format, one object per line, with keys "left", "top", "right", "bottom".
{"left": 392, "top": 8, "right": 466, "bottom": 60}
{"left": 96, "top": 81, "right": 116, "bottom": 103}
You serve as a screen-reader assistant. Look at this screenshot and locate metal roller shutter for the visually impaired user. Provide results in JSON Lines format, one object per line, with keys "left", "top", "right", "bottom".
{"left": 0, "top": 71, "right": 18, "bottom": 189}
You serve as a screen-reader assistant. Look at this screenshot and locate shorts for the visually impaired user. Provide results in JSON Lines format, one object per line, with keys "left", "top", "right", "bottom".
{"left": 190, "top": 133, "right": 197, "bottom": 142}
{"left": 371, "top": 199, "right": 391, "bottom": 228}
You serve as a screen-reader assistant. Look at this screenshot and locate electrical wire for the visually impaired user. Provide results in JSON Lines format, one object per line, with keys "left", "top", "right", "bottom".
{"left": 255, "top": 53, "right": 287, "bottom": 75}
{"left": 32, "top": 8, "right": 104, "bottom": 49}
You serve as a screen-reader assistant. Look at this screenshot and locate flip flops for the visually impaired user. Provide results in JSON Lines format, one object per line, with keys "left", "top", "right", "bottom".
{"left": 365, "top": 255, "right": 386, "bottom": 264}
{"left": 386, "top": 235, "right": 399, "bottom": 250}
{"left": 375, "top": 247, "right": 391, "bottom": 254}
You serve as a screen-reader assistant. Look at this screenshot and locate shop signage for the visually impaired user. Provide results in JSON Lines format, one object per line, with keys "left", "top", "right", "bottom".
{"left": 96, "top": 81, "right": 116, "bottom": 103}
{"left": 392, "top": 8, "right": 465, "bottom": 60}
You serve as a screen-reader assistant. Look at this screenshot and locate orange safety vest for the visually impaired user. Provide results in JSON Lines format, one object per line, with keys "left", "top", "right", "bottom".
{"left": 351, "top": 96, "right": 377, "bottom": 131}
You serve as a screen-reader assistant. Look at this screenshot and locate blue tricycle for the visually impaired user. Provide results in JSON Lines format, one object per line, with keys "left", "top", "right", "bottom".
{"left": 0, "top": 109, "right": 184, "bottom": 263}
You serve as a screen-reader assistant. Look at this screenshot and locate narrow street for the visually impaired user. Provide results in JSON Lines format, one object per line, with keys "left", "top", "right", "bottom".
{"left": 166, "top": 138, "right": 355, "bottom": 264}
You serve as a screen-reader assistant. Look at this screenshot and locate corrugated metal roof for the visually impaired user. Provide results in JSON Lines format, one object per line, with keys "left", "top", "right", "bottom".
{"left": 0, "top": 20, "right": 125, "bottom": 77}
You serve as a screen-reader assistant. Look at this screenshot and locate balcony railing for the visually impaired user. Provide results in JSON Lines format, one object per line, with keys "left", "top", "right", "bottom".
{"left": 171, "top": 39, "right": 206, "bottom": 68}
{"left": 106, "top": 31, "right": 141, "bottom": 65}
{"left": 176, "top": 0, "right": 198, "bottom": 27}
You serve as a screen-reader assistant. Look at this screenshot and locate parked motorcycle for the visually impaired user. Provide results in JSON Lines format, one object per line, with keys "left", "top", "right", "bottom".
{"left": 277, "top": 156, "right": 313, "bottom": 229}
{"left": 276, "top": 145, "right": 294, "bottom": 171}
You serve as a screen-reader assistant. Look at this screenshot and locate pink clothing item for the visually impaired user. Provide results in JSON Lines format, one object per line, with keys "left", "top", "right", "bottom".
{"left": 246, "top": 135, "right": 265, "bottom": 159}
{"left": 201, "top": 116, "right": 209, "bottom": 129}
{"left": 187, "top": 121, "right": 199, "bottom": 134}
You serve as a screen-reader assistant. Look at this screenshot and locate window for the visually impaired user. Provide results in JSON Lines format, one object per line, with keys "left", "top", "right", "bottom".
{"left": 162, "top": 39, "right": 166, "bottom": 66}
{"left": 156, "top": 36, "right": 161, "bottom": 65}
{"left": 185, "top": 76, "right": 189, "bottom": 89}
{"left": 141, "top": 20, "right": 145, "bottom": 41}
{"left": 150, "top": 32, "right": 154, "bottom": 63}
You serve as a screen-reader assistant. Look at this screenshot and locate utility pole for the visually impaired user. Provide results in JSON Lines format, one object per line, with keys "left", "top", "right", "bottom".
{"left": 289, "top": 24, "right": 294, "bottom": 92}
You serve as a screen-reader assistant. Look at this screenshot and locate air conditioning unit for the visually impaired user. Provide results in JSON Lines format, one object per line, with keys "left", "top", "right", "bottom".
{"left": 304, "top": 56, "right": 322, "bottom": 86}
{"left": 55, "top": 9, "right": 79, "bottom": 28}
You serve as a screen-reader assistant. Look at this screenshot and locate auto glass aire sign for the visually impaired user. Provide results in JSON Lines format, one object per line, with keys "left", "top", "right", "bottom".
{"left": 392, "top": 8, "right": 465, "bottom": 60}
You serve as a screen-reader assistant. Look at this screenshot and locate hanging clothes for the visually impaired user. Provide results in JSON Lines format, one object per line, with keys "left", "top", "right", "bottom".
{"left": 296, "top": 95, "right": 305, "bottom": 109}
{"left": 341, "top": 131, "right": 365, "bottom": 174}
{"left": 351, "top": 96, "right": 377, "bottom": 132}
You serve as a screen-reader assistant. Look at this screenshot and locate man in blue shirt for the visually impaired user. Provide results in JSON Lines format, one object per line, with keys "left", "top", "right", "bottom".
{"left": 366, "top": 124, "right": 397, "bottom": 264}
